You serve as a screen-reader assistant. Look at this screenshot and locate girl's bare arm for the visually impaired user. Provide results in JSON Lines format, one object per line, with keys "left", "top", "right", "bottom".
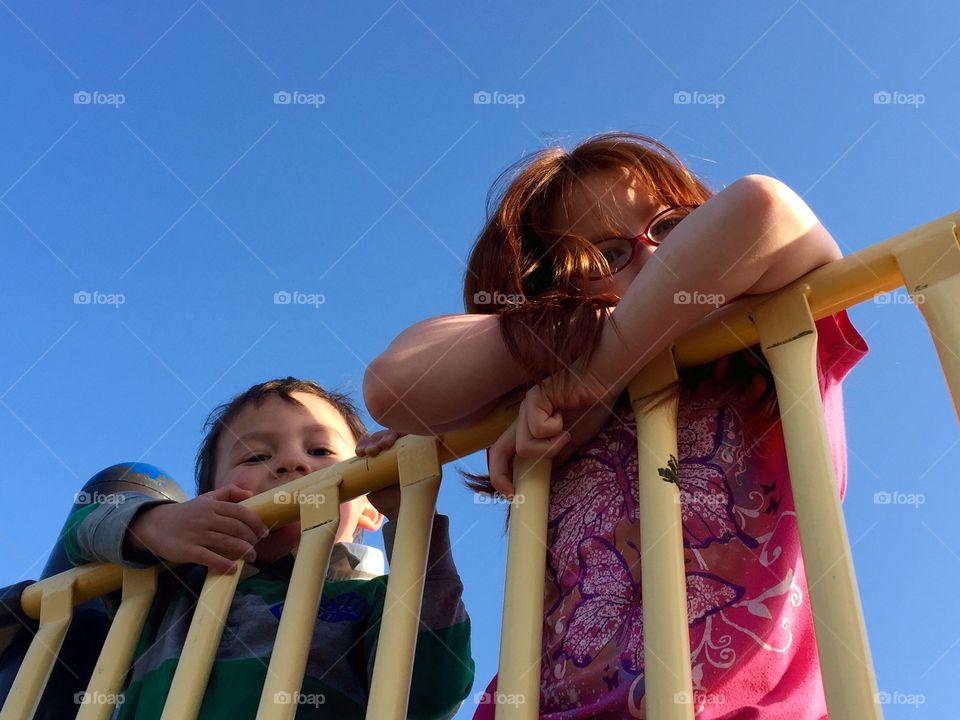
{"left": 364, "top": 314, "right": 525, "bottom": 434}
{"left": 586, "top": 174, "right": 843, "bottom": 397}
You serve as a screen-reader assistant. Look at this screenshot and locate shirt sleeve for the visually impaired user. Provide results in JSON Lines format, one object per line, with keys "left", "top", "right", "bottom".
{"left": 63, "top": 491, "right": 175, "bottom": 568}
{"left": 814, "top": 309, "right": 869, "bottom": 501}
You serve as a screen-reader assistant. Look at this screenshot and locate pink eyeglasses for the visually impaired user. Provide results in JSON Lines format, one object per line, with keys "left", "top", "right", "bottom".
{"left": 588, "top": 205, "right": 699, "bottom": 280}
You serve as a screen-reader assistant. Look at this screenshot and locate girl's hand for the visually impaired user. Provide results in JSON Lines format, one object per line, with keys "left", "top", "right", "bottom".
{"left": 125, "top": 485, "right": 270, "bottom": 574}
{"left": 355, "top": 429, "right": 406, "bottom": 458}
{"left": 487, "top": 382, "right": 617, "bottom": 497}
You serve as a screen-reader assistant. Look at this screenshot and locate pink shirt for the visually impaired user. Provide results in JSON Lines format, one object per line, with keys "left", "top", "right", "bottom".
{"left": 475, "top": 310, "right": 868, "bottom": 719}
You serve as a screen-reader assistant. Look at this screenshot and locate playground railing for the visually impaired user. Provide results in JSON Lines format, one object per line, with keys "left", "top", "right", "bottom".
{"left": 1, "top": 209, "right": 958, "bottom": 719}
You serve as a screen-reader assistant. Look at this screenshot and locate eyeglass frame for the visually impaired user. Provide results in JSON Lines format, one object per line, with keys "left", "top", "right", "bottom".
{"left": 589, "top": 204, "right": 700, "bottom": 280}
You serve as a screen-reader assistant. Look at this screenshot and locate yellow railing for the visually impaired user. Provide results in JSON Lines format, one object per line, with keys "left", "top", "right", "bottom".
{"left": 2, "top": 209, "right": 959, "bottom": 719}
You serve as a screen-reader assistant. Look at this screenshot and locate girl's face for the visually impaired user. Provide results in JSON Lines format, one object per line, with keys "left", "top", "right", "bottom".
{"left": 549, "top": 167, "right": 667, "bottom": 301}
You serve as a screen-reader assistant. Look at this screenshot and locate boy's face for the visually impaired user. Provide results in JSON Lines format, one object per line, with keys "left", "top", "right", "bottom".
{"left": 213, "top": 392, "right": 381, "bottom": 555}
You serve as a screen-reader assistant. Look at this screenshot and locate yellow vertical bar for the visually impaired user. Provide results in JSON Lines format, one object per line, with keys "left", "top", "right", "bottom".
{"left": 628, "top": 349, "right": 694, "bottom": 720}
{"left": 77, "top": 567, "right": 158, "bottom": 720}
{"left": 0, "top": 572, "right": 75, "bottom": 720}
{"left": 494, "top": 456, "right": 551, "bottom": 720}
{"left": 256, "top": 480, "right": 341, "bottom": 720}
{"left": 753, "top": 287, "right": 882, "bottom": 720}
{"left": 366, "top": 437, "right": 442, "bottom": 720}
{"left": 892, "top": 222, "right": 960, "bottom": 422}
{"left": 160, "top": 560, "right": 244, "bottom": 719}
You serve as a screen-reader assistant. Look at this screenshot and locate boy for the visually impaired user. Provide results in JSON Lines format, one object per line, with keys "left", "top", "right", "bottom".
{"left": 64, "top": 377, "right": 474, "bottom": 718}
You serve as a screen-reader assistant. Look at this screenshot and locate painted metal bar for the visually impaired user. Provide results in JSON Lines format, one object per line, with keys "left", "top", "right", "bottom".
{"left": 366, "top": 437, "right": 442, "bottom": 720}
{"left": 628, "top": 349, "right": 694, "bottom": 720}
{"left": 892, "top": 221, "right": 960, "bottom": 422}
{"left": 76, "top": 567, "right": 158, "bottom": 720}
{"left": 753, "top": 287, "right": 882, "bottom": 719}
{"left": 256, "top": 480, "right": 341, "bottom": 720}
{"left": 0, "top": 572, "right": 76, "bottom": 720}
{"left": 494, "top": 456, "right": 552, "bottom": 719}
{"left": 159, "top": 560, "right": 244, "bottom": 719}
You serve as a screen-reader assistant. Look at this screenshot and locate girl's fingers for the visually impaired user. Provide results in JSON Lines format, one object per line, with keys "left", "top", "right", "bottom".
{"left": 516, "top": 433, "right": 570, "bottom": 460}
{"left": 527, "top": 386, "right": 564, "bottom": 439}
{"left": 488, "top": 422, "right": 517, "bottom": 497}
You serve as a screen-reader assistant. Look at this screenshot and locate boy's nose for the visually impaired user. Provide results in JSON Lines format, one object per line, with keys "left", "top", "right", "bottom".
{"left": 273, "top": 454, "right": 311, "bottom": 478}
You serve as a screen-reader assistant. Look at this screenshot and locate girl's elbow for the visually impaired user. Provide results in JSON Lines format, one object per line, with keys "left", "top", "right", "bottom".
{"left": 363, "top": 358, "right": 399, "bottom": 427}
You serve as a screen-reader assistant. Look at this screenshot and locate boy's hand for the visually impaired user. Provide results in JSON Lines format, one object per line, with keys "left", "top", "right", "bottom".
{"left": 125, "top": 485, "right": 270, "bottom": 574}
{"left": 355, "top": 429, "right": 405, "bottom": 458}
{"left": 356, "top": 429, "right": 406, "bottom": 521}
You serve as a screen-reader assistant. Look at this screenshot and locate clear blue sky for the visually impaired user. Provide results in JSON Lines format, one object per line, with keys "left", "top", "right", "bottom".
{"left": 2, "top": 2, "right": 959, "bottom": 717}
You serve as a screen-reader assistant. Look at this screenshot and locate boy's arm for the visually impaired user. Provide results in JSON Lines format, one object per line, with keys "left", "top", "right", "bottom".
{"left": 63, "top": 492, "right": 175, "bottom": 568}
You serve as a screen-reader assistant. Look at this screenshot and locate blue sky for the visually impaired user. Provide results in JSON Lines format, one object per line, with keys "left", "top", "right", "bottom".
{"left": 2, "top": 2, "right": 959, "bottom": 717}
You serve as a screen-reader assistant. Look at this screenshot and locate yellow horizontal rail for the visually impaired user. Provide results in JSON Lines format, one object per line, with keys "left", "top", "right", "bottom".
{"left": 16, "top": 207, "right": 960, "bottom": 627}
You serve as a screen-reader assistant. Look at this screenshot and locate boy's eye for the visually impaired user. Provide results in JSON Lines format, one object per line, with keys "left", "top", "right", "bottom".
{"left": 242, "top": 454, "right": 270, "bottom": 464}
{"left": 309, "top": 448, "right": 333, "bottom": 457}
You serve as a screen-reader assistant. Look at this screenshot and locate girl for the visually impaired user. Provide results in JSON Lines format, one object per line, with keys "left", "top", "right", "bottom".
{"left": 362, "top": 133, "right": 868, "bottom": 718}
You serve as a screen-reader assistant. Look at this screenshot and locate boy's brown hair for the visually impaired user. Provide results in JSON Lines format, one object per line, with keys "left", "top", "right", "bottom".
{"left": 195, "top": 377, "right": 368, "bottom": 495}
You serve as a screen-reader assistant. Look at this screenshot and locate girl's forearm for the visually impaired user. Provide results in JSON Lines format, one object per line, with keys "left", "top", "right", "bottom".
{"left": 586, "top": 175, "right": 842, "bottom": 398}
{"left": 364, "top": 314, "right": 526, "bottom": 433}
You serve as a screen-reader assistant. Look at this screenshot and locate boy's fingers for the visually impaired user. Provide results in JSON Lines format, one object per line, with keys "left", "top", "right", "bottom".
{"left": 215, "top": 501, "right": 270, "bottom": 539}
{"left": 206, "top": 533, "right": 256, "bottom": 562}
{"left": 191, "top": 546, "right": 238, "bottom": 575}
{"left": 208, "top": 484, "right": 253, "bottom": 503}
{"left": 209, "top": 509, "right": 266, "bottom": 546}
